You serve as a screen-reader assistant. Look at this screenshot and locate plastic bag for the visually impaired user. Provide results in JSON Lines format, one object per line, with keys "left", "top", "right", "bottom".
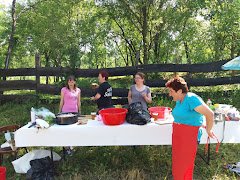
{"left": 35, "top": 119, "right": 50, "bottom": 129}
{"left": 12, "top": 149, "right": 61, "bottom": 174}
{"left": 128, "top": 102, "right": 143, "bottom": 112}
{"left": 126, "top": 102, "right": 151, "bottom": 125}
{"left": 225, "top": 162, "right": 240, "bottom": 176}
{"left": 34, "top": 107, "right": 56, "bottom": 119}
{"left": 26, "top": 156, "right": 54, "bottom": 180}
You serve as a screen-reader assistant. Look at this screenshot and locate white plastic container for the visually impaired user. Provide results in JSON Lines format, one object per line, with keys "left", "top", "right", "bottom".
{"left": 31, "top": 107, "right": 36, "bottom": 123}
{"left": 164, "top": 108, "right": 169, "bottom": 120}
{"left": 206, "top": 99, "right": 212, "bottom": 106}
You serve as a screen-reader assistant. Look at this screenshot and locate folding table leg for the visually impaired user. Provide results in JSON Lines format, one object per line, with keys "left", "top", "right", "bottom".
{"left": 206, "top": 143, "right": 210, "bottom": 165}
{"left": 50, "top": 147, "right": 55, "bottom": 170}
{"left": 62, "top": 147, "right": 66, "bottom": 160}
{"left": 197, "top": 144, "right": 211, "bottom": 165}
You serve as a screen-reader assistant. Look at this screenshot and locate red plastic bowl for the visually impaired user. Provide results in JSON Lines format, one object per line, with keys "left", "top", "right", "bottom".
{"left": 99, "top": 108, "right": 128, "bottom": 125}
{"left": 148, "top": 106, "right": 172, "bottom": 119}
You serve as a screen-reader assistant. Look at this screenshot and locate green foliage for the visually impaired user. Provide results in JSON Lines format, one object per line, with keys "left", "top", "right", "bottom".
{"left": 3, "top": 143, "right": 240, "bottom": 179}
{"left": 44, "top": 115, "right": 54, "bottom": 125}
{"left": 109, "top": 76, "right": 133, "bottom": 88}
{"left": 2, "top": 0, "right": 240, "bottom": 68}
{"left": 77, "top": 78, "right": 98, "bottom": 88}
{"left": 191, "top": 85, "right": 240, "bottom": 109}
{"left": 0, "top": 100, "right": 36, "bottom": 126}
{"left": 151, "top": 96, "right": 175, "bottom": 108}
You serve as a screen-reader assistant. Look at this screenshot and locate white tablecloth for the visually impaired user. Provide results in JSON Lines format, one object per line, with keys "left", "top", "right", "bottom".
{"left": 15, "top": 120, "right": 240, "bottom": 147}
{"left": 200, "top": 120, "right": 240, "bottom": 144}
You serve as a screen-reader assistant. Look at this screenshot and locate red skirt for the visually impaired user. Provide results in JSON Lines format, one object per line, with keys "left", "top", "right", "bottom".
{"left": 172, "top": 123, "right": 200, "bottom": 180}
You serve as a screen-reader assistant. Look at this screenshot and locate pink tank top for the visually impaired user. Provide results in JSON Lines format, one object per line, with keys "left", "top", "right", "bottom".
{"left": 61, "top": 87, "right": 81, "bottom": 113}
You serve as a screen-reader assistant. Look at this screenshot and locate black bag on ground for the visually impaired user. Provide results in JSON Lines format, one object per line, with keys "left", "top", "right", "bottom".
{"left": 26, "top": 156, "right": 54, "bottom": 180}
{"left": 126, "top": 102, "right": 151, "bottom": 125}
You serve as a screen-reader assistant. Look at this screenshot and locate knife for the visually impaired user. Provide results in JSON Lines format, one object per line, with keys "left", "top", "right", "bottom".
{"left": 28, "top": 122, "right": 36, "bottom": 128}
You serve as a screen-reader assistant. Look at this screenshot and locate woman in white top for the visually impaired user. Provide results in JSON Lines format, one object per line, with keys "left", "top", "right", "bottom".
{"left": 128, "top": 72, "right": 152, "bottom": 111}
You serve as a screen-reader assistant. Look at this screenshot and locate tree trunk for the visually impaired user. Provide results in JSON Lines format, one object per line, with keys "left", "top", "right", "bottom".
{"left": 142, "top": 4, "right": 148, "bottom": 64}
{"left": 1, "top": 0, "right": 16, "bottom": 95}
{"left": 230, "top": 34, "right": 235, "bottom": 59}
{"left": 35, "top": 53, "right": 41, "bottom": 95}
{"left": 184, "top": 41, "right": 191, "bottom": 64}
{"left": 114, "top": 19, "right": 137, "bottom": 64}
{"left": 45, "top": 52, "right": 50, "bottom": 84}
{"left": 154, "top": 32, "right": 159, "bottom": 62}
{"left": 4, "top": 0, "right": 17, "bottom": 70}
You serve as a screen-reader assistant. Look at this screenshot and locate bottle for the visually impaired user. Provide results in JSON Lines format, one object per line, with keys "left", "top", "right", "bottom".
{"left": 206, "top": 99, "right": 212, "bottom": 107}
{"left": 164, "top": 107, "right": 169, "bottom": 120}
{"left": 31, "top": 107, "right": 36, "bottom": 123}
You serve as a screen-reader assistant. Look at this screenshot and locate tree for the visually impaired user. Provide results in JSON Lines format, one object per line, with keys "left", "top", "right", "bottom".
{"left": 2, "top": 0, "right": 240, "bottom": 70}
{"left": 4, "top": 0, "right": 16, "bottom": 70}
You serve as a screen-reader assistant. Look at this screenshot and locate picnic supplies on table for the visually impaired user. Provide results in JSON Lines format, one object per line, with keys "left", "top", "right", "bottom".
{"left": 126, "top": 102, "right": 151, "bottom": 125}
{"left": 99, "top": 108, "right": 127, "bottom": 125}
{"left": 148, "top": 106, "right": 172, "bottom": 120}
{"left": 35, "top": 119, "right": 50, "bottom": 129}
{"left": 55, "top": 112, "right": 79, "bottom": 125}
{"left": 154, "top": 118, "right": 173, "bottom": 125}
{"left": 214, "top": 104, "right": 240, "bottom": 122}
{"left": 31, "top": 107, "right": 55, "bottom": 123}
{"left": 28, "top": 108, "right": 56, "bottom": 128}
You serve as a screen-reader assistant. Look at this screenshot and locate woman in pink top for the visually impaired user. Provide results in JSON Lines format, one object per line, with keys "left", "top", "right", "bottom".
{"left": 59, "top": 75, "right": 81, "bottom": 114}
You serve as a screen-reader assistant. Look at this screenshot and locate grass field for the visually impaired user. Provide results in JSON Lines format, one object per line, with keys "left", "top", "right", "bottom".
{"left": 0, "top": 86, "right": 240, "bottom": 179}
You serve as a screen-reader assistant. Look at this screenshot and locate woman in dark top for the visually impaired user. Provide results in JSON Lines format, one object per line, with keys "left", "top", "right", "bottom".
{"left": 91, "top": 70, "right": 112, "bottom": 111}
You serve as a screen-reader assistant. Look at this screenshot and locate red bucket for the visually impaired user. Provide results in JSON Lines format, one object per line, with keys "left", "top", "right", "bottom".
{"left": 99, "top": 108, "right": 128, "bottom": 125}
{"left": 0, "top": 166, "right": 6, "bottom": 180}
{"left": 148, "top": 106, "right": 172, "bottom": 119}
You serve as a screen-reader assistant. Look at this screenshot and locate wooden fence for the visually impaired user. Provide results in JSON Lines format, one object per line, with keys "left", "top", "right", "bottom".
{"left": 0, "top": 58, "right": 239, "bottom": 104}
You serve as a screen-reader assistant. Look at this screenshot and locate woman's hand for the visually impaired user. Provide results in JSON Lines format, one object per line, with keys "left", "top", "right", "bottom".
{"left": 141, "top": 93, "right": 147, "bottom": 98}
{"left": 206, "top": 129, "right": 214, "bottom": 138}
{"left": 91, "top": 93, "right": 101, "bottom": 101}
{"left": 141, "top": 93, "right": 152, "bottom": 103}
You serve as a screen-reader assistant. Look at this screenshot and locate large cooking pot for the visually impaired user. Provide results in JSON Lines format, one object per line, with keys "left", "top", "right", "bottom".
{"left": 55, "top": 112, "right": 79, "bottom": 125}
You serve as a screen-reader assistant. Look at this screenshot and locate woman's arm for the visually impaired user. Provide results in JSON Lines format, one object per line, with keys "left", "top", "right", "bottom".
{"left": 142, "top": 87, "right": 152, "bottom": 103}
{"left": 195, "top": 104, "right": 214, "bottom": 138}
{"left": 142, "top": 92, "right": 152, "bottom": 103}
{"left": 59, "top": 91, "right": 64, "bottom": 113}
{"left": 128, "top": 90, "right": 132, "bottom": 104}
{"left": 91, "top": 93, "right": 101, "bottom": 101}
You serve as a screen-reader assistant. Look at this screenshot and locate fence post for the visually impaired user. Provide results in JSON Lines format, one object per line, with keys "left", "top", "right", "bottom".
{"left": 35, "top": 53, "right": 41, "bottom": 95}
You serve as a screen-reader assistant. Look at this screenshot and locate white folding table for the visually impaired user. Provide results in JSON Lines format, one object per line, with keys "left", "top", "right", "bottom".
{"left": 15, "top": 120, "right": 240, "bottom": 147}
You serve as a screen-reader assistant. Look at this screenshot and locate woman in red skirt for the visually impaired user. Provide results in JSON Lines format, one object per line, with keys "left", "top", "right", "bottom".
{"left": 165, "top": 76, "right": 214, "bottom": 180}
